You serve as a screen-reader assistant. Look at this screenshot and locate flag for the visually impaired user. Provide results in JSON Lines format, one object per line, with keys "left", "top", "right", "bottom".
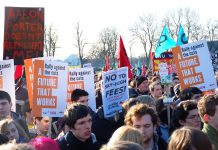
{"left": 14, "top": 65, "right": 23, "bottom": 81}
{"left": 117, "top": 36, "right": 133, "bottom": 79}
{"left": 177, "top": 25, "right": 188, "bottom": 46}
{"left": 136, "top": 57, "right": 142, "bottom": 76}
{"left": 155, "top": 26, "right": 176, "bottom": 58}
{"left": 103, "top": 55, "right": 110, "bottom": 71}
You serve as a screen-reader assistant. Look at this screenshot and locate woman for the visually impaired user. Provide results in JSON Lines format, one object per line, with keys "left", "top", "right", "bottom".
{"left": 0, "top": 118, "right": 29, "bottom": 143}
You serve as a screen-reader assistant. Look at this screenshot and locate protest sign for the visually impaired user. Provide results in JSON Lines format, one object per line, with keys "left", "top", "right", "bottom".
{"left": 4, "top": 7, "right": 44, "bottom": 65}
{"left": 67, "top": 67, "right": 96, "bottom": 111}
{"left": 0, "top": 59, "right": 16, "bottom": 111}
{"left": 83, "top": 63, "right": 92, "bottom": 68}
{"left": 32, "top": 59, "right": 68, "bottom": 117}
{"left": 158, "top": 63, "right": 172, "bottom": 84}
{"left": 172, "top": 40, "right": 217, "bottom": 91}
{"left": 102, "top": 67, "right": 129, "bottom": 118}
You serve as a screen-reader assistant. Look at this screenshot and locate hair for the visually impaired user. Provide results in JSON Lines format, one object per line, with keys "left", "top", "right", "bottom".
{"left": 172, "top": 100, "right": 198, "bottom": 128}
{"left": 125, "top": 103, "right": 158, "bottom": 126}
{"left": 180, "top": 87, "right": 202, "bottom": 101}
{"left": 0, "top": 134, "right": 9, "bottom": 145}
{"left": 198, "top": 94, "right": 218, "bottom": 122}
{"left": 137, "top": 95, "right": 155, "bottom": 108}
{"left": 107, "top": 126, "right": 143, "bottom": 147}
{"left": 71, "top": 89, "right": 89, "bottom": 102}
{"left": 168, "top": 126, "right": 213, "bottom": 150}
{"left": 0, "top": 118, "right": 29, "bottom": 142}
{"left": 0, "top": 91, "right": 11, "bottom": 103}
{"left": 122, "top": 98, "right": 140, "bottom": 112}
{"left": 101, "top": 141, "right": 144, "bottom": 150}
{"left": 129, "top": 79, "right": 137, "bottom": 88}
{"left": 29, "top": 137, "right": 60, "bottom": 150}
{"left": 149, "top": 81, "right": 161, "bottom": 92}
{"left": 173, "top": 76, "right": 179, "bottom": 81}
{"left": 0, "top": 143, "right": 35, "bottom": 150}
{"left": 64, "top": 104, "right": 91, "bottom": 129}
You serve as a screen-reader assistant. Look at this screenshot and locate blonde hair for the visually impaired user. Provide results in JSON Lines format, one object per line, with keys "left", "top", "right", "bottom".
{"left": 102, "top": 141, "right": 144, "bottom": 150}
{"left": 107, "top": 126, "right": 143, "bottom": 147}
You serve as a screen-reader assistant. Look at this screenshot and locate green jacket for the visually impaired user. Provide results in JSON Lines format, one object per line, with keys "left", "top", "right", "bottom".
{"left": 202, "top": 123, "right": 218, "bottom": 150}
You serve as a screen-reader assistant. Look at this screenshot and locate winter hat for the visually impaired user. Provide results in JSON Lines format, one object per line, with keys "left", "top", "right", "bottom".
{"left": 136, "top": 76, "right": 147, "bottom": 87}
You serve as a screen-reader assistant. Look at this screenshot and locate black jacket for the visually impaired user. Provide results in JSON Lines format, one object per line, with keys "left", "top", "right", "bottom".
{"left": 59, "top": 131, "right": 100, "bottom": 150}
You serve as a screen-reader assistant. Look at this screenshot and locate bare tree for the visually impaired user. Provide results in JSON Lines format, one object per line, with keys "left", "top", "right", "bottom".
{"left": 44, "top": 25, "right": 58, "bottom": 56}
{"left": 129, "top": 13, "right": 158, "bottom": 66}
{"left": 74, "top": 22, "right": 87, "bottom": 67}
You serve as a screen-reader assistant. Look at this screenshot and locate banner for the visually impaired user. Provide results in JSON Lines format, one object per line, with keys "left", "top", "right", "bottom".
{"left": 102, "top": 67, "right": 129, "bottom": 118}
{"left": 172, "top": 40, "right": 217, "bottom": 91}
{"left": 4, "top": 7, "right": 44, "bottom": 65}
{"left": 32, "top": 60, "right": 68, "bottom": 117}
{"left": 67, "top": 67, "right": 96, "bottom": 111}
{"left": 0, "top": 60, "right": 16, "bottom": 111}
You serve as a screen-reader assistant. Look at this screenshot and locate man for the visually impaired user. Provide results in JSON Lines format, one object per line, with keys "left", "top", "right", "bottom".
{"left": 0, "top": 90, "right": 29, "bottom": 135}
{"left": 136, "top": 76, "right": 149, "bottom": 95}
{"left": 125, "top": 103, "right": 162, "bottom": 150}
{"left": 34, "top": 117, "right": 49, "bottom": 137}
{"left": 149, "top": 81, "right": 163, "bottom": 101}
{"left": 59, "top": 104, "right": 99, "bottom": 150}
{"left": 198, "top": 94, "right": 218, "bottom": 150}
{"left": 172, "top": 100, "right": 201, "bottom": 130}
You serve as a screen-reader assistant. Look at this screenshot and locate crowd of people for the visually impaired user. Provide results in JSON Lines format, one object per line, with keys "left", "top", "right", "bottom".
{"left": 0, "top": 70, "right": 218, "bottom": 150}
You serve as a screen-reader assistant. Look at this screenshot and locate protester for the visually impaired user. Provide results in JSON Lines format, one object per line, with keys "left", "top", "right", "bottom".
{"left": 135, "top": 76, "right": 149, "bottom": 95}
{"left": 168, "top": 126, "right": 213, "bottom": 150}
{"left": 137, "top": 95, "right": 156, "bottom": 110}
{"left": 149, "top": 81, "right": 163, "bottom": 101}
{"left": 107, "top": 126, "right": 143, "bottom": 147}
{"left": 101, "top": 141, "right": 144, "bottom": 150}
{"left": 30, "top": 137, "right": 60, "bottom": 150}
{"left": 125, "top": 103, "right": 163, "bottom": 150}
{"left": 0, "top": 118, "right": 29, "bottom": 143}
{"left": 172, "top": 100, "right": 201, "bottom": 130}
{"left": 33, "top": 117, "right": 49, "bottom": 137}
{"left": 198, "top": 94, "right": 218, "bottom": 149}
{"left": 59, "top": 104, "right": 100, "bottom": 150}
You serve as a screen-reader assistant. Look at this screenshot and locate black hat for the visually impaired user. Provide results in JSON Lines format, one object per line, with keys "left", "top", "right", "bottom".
{"left": 136, "top": 76, "right": 147, "bottom": 87}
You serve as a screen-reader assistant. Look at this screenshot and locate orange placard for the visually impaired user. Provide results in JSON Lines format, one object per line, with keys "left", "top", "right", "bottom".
{"left": 0, "top": 76, "right": 3, "bottom": 89}
{"left": 172, "top": 46, "right": 204, "bottom": 90}
{"left": 32, "top": 60, "right": 58, "bottom": 117}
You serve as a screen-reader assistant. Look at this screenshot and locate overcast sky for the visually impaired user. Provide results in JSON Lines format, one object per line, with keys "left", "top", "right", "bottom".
{"left": 1, "top": 0, "right": 218, "bottom": 60}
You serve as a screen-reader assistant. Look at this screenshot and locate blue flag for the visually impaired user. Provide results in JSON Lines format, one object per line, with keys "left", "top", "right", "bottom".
{"left": 177, "top": 25, "right": 188, "bottom": 46}
{"left": 136, "top": 57, "right": 142, "bottom": 76}
{"left": 155, "top": 26, "right": 176, "bottom": 58}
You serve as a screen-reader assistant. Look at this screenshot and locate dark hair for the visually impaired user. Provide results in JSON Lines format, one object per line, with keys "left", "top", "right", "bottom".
{"left": 0, "top": 134, "right": 9, "bottom": 145}
{"left": 0, "top": 91, "right": 11, "bottom": 103}
{"left": 198, "top": 94, "right": 218, "bottom": 121}
{"left": 71, "top": 89, "right": 89, "bottom": 102}
{"left": 172, "top": 100, "right": 197, "bottom": 128}
{"left": 180, "top": 87, "right": 202, "bottom": 101}
{"left": 64, "top": 104, "right": 91, "bottom": 129}
{"left": 168, "top": 126, "right": 213, "bottom": 150}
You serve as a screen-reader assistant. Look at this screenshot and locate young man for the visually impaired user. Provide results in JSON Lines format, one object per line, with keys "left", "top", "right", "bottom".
{"left": 125, "top": 103, "right": 161, "bottom": 150}
{"left": 34, "top": 117, "right": 50, "bottom": 137}
{"left": 198, "top": 94, "right": 218, "bottom": 150}
{"left": 136, "top": 76, "right": 149, "bottom": 95}
{"left": 59, "top": 104, "right": 99, "bottom": 150}
{"left": 149, "top": 81, "right": 163, "bottom": 101}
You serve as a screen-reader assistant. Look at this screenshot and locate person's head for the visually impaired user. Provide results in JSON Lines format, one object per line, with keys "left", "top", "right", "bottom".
{"left": 172, "top": 100, "right": 201, "bottom": 129}
{"left": 124, "top": 104, "right": 158, "bottom": 145}
{"left": 0, "top": 143, "right": 35, "bottom": 150}
{"left": 136, "top": 76, "right": 149, "bottom": 93}
{"left": 71, "top": 89, "right": 89, "bottom": 106}
{"left": 29, "top": 137, "right": 60, "bottom": 150}
{"left": 34, "top": 117, "right": 49, "bottom": 136}
{"left": 168, "top": 126, "right": 213, "bottom": 150}
{"left": 0, "top": 91, "right": 12, "bottom": 119}
{"left": 198, "top": 94, "right": 218, "bottom": 130}
{"left": 149, "top": 81, "right": 162, "bottom": 100}
{"left": 172, "top": 76, "right": 180, "bottom": 86}
{"left": 174, "top": 84, "right": 181, "bottom": 98}
{"left": 101, "top": 141, "right": 144, "bottom": 150}
{"left": 107, "top": 126, "right": 143, "bottom": 147}
{"left": 180, "top": 87, "right": 203, "bottom": 101}
{"left": 137, "top": 95, "right": 156, "bottom": 110}
{"left": 0, "top": 118, "right": 29, "bottom": 142}
{"left": 156, "top": 99, "right": 172, "bottom": 125}
{"left": 64, "top": 104, "right": 92, "bottom": 142}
